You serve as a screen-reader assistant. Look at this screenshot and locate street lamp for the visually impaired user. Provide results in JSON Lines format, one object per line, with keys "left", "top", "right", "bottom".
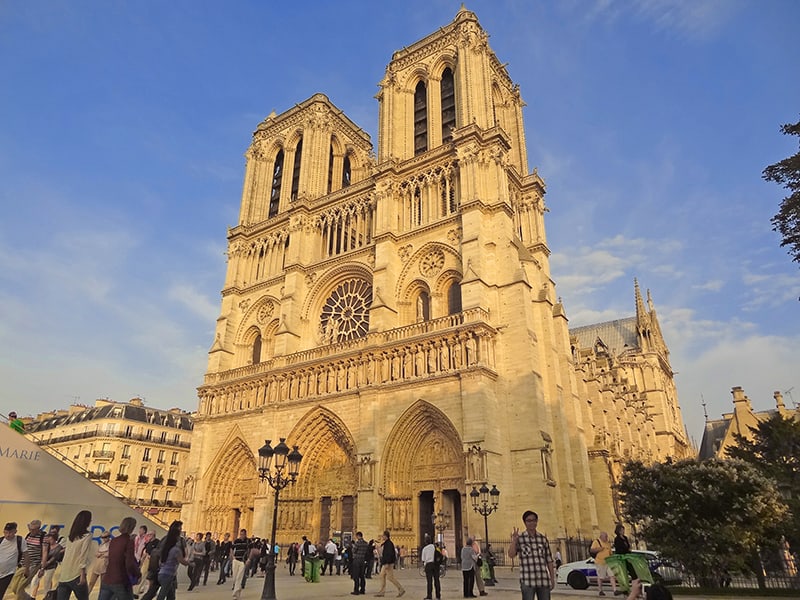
{"left": 258, "top": 438, "right": 302, "bottom": 600}
{"left": 470, "top": 482, "right": 499, "bottom": 586}
{"left": 434, "top": 509, "right": 450, "bottom": 543}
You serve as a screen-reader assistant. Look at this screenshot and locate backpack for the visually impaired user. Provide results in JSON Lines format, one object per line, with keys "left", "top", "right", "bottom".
{"left": 15, "top": 535, "right": 23, "bottom": 567}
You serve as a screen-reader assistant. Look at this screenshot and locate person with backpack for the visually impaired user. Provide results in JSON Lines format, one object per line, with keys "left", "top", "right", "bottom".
{"left": 0, "top": 522, "right": 27, "bottom": 599}
{"left": 137, "top": 535, "right": 161, "bottom": 600}
{"left": 420, "top": 535, "right": 442, "bottom": 600}
{"left": 19, "top": 520, "right": 49, "bottom": 600}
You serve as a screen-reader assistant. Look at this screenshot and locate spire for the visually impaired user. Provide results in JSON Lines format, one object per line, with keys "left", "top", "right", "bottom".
{"left": 634, "top": 278, "right": 647, "bottom": 324}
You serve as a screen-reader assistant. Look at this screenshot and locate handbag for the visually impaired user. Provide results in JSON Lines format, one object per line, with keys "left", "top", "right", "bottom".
{"left": 476, "top": 557, "right": 483, "bottom": 567}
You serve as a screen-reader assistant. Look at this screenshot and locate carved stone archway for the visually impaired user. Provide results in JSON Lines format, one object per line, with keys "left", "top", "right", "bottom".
{"left": 382, "top": 400, "right": 464, "bottom": 549}
{"left": 203, "top": 435, "right": 258, "bottom": 536}
{"left": 282, "top": 407, "right": 358, "bottom": 542}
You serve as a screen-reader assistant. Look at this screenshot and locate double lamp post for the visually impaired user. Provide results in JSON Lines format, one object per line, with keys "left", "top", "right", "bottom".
{"left": 470, "top": 482, "right": 500, "bottom": 586}
{"left": 257, "top": 438, "right": 302, "bottom": 600}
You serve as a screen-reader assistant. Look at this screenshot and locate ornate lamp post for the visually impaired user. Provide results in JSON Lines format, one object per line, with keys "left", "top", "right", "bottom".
{"left": 434, "top": 509, "right": 450, "bottom": 543}
{"left": 470, "top": 483, "right": 500, "bottom": 586}
{"left": 258, "top": 438, "right": 302, "bottom": 600}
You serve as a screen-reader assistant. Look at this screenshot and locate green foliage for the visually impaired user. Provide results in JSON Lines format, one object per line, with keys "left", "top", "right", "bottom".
{"left": 763, "top": 119, "right": 800, "bottom": 268}
{"left": 726, "top": 413, "right": 800, "bottom": 546}
{"left": 618, "top": 458, "right": 787, "bottom": 584}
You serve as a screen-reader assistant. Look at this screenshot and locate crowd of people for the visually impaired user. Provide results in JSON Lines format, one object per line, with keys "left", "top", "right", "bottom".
{"left": 1, "top": 509, "right": 676, "bottom": 600}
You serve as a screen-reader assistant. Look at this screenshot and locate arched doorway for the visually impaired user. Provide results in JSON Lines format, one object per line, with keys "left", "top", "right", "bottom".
{"left": 283, "top": 407, "right": 358, "bottom": 543}
{"left": 204, "top": 435, "right": 258, "bottom": 536}
{"left": 382, "top": 400, "right": 465, "bottom": 554}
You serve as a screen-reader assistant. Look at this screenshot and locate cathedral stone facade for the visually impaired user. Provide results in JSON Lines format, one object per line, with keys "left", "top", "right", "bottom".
{"left": 182, "top": 8, "right": 690, "bottom": 550}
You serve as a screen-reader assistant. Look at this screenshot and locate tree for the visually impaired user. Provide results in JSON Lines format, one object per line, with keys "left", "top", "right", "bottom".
{"left": 618, "top": 458, "right": 787, "bottom": 586}
{"left": 726, "top": 413, "right": 800, "bottom": 546}
{"left": 763, "top": 119, "right": 800, "bottom": 267}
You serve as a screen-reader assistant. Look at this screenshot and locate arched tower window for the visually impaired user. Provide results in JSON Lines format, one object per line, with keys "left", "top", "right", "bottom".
{"left": 252, "top": 334, "right": 262, "bottom": 364}
{"left": 440, "top": 67, "right": 455, "bottom": 143}
{"left": 416, "top": 291, "right": 431, "bottom": 322}
{"left": 447, "top": 281, "right": 462, "bottom": 315}
{"left": 268, "top": 150, "right": 284, "bottom": 218}
{"left": 290, "top": 138, "right": 303, "bottom": 201}
{"left": 414, "top": 81, "right": 428, "bottom": 155}
{"left": 327, "top": 145, "right": 334, "bottom": 194}
{"left": 342, "top": 155, "right": 351, "bottom": 187}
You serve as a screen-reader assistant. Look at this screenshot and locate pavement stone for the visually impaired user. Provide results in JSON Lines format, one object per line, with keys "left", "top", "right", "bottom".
{"left": 120, "top": 566, "right": 784, "bottom": 600}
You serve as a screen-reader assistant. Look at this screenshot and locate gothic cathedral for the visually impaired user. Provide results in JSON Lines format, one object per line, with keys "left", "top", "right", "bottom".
{"left": 182, "top": 8, "right": 691, "bottom": 548}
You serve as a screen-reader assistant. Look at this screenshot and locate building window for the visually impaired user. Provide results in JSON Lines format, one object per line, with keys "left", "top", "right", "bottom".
{"left": 139, "top": 467, "right": 147, "bottom": 477}
{"left": 320, "top": 279, "right": 373, "bottom": 343}
{"left": 171, "top": 452, "right": 178, "bottom": 465}
{"left": 159, "top": 431, "right": 166, "bottom": 443}
{"left": 447, "top": 281, "right": 462, "bottom": 315}
{"left": 252, "top": 334, "right": 262, "bottom": 364}
{"left": 122, "top": 445, "right": 131, "bottom": 459}
{"left": 441, "top": 67, "right": 455, "bottom": 142}
{"left": 416, "top": 291, "right": 431, "bottom": 322}
{"left": 414, "top": 81, "right": 428, "bottom": 155}
{"left": 173, "top": 434, "right": 181, "bottom": 444}
{"left": 145, "top": 429, "right": 153, "bottom": 441}
{"left": 96, "top": 463, "right": 106, "bottom": 475}
{"left": 142, "top": 448, "right": 151, "bottom": 462}
{"left": 342, "top": 156, "right": 351, "bottom": 188}
{"left": 268, "top": 150, "right": 284, "bottom": 218}
{"left": 290, "top": 138, "right": 303, "bottom": 201}
{"left": 157, "top": 450, "right": 165, "bottom": 463}
{"left": 125, "top": 425, "right": 132, "bottom": 437}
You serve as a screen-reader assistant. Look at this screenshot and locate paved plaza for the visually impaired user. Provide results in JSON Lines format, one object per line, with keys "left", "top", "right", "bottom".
{"left": 132, "top": 566, "right": 778, "bottom": 600}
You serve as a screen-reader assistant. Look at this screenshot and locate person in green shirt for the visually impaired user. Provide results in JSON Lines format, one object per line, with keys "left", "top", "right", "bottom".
{"left": 8, "top": 412, "right": 24, "bottom": 433}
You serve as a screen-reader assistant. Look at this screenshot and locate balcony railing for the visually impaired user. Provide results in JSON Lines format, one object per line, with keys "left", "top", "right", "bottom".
{"left": 88, "top": 471, "right": 110, "bottom": 480}
{"left": 34, "top": 430, "right": 191, "bottom": 449}
{"left": 138, "top": 475, "right": 149, "bottom": 484}
{"left": 153, "top": 476, "right": 164, "bottom": 485}
{"left": 116, "top": 474, "right": 129, "bottom": 482}
{"left": 167, "top": 479, "right": 177, "bottom": 487}
{"left": 92, "top": 450, "right": 115, "bottom": 459}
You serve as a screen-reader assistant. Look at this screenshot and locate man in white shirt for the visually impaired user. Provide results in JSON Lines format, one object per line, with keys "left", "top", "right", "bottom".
{"left": 420, "top": 536, "right": 441, "bottom": 600}
{"left": 0, "top": 523, "right": 26, "bottom": 599}
{"left": 322, "top": 539, "right": 337, "bottom": 576}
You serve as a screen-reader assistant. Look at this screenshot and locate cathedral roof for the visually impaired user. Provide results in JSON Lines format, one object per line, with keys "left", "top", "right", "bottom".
{"left": 570, "top": 316, "right": 639, "bottom": 355}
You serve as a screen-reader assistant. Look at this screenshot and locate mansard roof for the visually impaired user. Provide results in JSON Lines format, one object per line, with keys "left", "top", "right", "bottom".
{"left": 25, "top": 401, "right": 193, "bottom": 433}
{"left": 570, "top": 316, "right": 639, "bottom": 356}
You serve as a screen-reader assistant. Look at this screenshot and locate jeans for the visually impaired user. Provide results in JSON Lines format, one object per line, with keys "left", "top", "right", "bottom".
{"left": 56, "top": 577, "right": 89, "bottom": 600}
{"left": 462, "top": 569, "right": 475, "bottom": 597}
{"left": 155, "top": 575, "right": 176, "bottom": 600}
{"left": 97, "top": 582, "right": 134, "bottom": 600}
{"left": 425, "top": 562, "right": 441, "bottom": 599}
{"left": 520, "top": 584, "right": 551, "bottom": 600}
{"left": 351, "top": 560, "right": 366, "bottom": 594}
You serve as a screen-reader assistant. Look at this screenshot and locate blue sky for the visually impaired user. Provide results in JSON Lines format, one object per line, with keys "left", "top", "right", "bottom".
{"left": 1, "top": 0, "right": 798, "bottom": 445}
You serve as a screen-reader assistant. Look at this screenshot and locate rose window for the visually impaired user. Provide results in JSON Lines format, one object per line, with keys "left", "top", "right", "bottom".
{"left": 320, "top": 279, "right": 372, "bottom": 343}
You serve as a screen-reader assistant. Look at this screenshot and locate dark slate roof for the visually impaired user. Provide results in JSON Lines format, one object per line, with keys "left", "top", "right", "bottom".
{"left": 697, "top": 418, "right": 730, "bottom": 460}
{"left": 26, "top": 402, "right": 193, "bottom": 433}
{"left": 570, "top": 316, "right": 639, "bottom": 355}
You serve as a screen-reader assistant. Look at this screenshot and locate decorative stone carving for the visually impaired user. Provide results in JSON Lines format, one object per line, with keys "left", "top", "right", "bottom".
{"left": 256, "top": 301, "right": 274, "bottom": 323}
{"left": 239, "top": 299, "right": 251, "bottom": 312}
{"left": 398, "top": 244, "right": 414, "bottom": 263}
{"left": 419, "top": 248, "right": 445, "bottom": 276}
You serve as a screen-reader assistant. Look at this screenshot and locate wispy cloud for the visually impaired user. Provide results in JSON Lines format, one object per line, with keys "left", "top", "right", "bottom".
{"left": 583, "top": 0, "right": 742, "bottom": 39}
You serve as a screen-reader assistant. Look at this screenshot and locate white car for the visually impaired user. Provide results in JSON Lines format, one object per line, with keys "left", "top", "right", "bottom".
{"left": 557, "top": 550, "right": 682, "bottom": 590}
